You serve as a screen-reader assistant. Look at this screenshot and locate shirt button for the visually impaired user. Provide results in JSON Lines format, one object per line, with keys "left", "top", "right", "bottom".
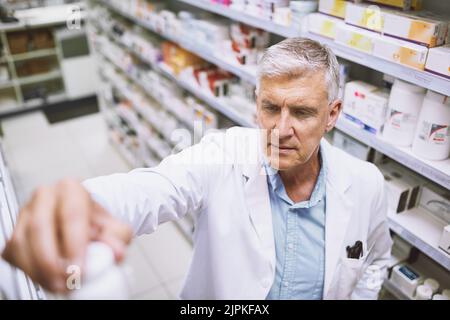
{"left": 283, "top": 281, "right": 289, "bottom": 287}
{"left": 288, "top": 243, "right": 294, "bottom": 249}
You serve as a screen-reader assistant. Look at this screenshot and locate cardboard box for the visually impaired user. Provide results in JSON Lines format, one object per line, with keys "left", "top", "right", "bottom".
{"left": 373, "top": 35, "right": 429, "bottom": 70}
{"left": 382, "top": 11, "right": 449, "bottom": 48}
{"left": 345, "top": 2, "right": 385, "bottom": 33}
{"left": 363, "top": 0, "right": 411, "bottom": 10}
{"left": 343, "top": 80, "right": 378, "bottom": 127}
{"left": 379, "top": 161, "right": 423, "bottom": 211}
{"left": 32, "top": 29, "right": 54, "bottom": 50}
{"left": 335, "top": 23, "right": 379, "bottom": 54}
{"left": 308, "top": 13, "right": 344, "bottom": 39}
{"left": 363, "top": 89, "right": 389, "bottom": 135}
{"left": 8, "top": 32, "right": 29, "bottom": 54}
{"left": 425, "top": 44, "right": 450, "bottom": 79}
{"left": 318, "top": 0, "right": 347, "bottom": 19}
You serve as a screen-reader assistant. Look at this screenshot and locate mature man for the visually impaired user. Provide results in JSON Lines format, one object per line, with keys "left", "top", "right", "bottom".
{"left": 2, "top": 38, "right": 392, "bottom": 300}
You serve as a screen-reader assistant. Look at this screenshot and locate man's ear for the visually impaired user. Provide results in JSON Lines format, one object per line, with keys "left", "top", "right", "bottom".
{"left": 326, "top": 99, "right": 342, "bottom": 133}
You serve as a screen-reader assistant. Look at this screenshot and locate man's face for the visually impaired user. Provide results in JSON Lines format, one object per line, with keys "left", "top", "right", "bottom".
{"left": 256, "top": 70, "right": 341, "bottom": 170}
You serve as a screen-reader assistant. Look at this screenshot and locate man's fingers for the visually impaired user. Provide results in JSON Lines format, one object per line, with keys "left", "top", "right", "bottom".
{"left": 26, "top": 186, "right": 67, "bottom": 292}
{"left": 92, "top": 203, "right": 133, "bottom": 244}
{"left": 91, "top": 203, "right": 132, "bottom": 261}
{"left": 55, "top": 179, "right": 91, "bottom": 265}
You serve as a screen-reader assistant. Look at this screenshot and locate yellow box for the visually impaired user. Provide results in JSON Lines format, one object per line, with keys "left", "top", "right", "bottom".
{"left": 383, "top": 11, "right": 449, "bottom": 48}
{"left": 373, "top": 35, "right": 429, "bottom": 70}
{"left": 318, "top": 0, "right": 347, "bottom": 19}
{"left": 308, "top": 13, "right": 344, "bottom": 39}
{"left": 345, "top": 3, "right": 385, "bottom": 33}
{"left": 335, "top": 23, "right": 379, "bottom": 54}
{"left": 363, "top": 0, "right": 411, "bottom": 10}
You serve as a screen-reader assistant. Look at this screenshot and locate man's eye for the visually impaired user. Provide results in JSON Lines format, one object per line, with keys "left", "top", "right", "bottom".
{"left": 264, "top": 106, "right": 278, "bottom": 113}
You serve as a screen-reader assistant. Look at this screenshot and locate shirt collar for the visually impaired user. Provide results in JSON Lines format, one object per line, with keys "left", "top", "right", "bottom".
{"left": 264, "top": 141, "right": 327, "bottom": 209}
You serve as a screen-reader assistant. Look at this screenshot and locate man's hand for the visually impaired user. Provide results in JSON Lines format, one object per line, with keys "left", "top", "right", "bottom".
{"left": 1, "top": 178, "right": 133, "bottom": 293}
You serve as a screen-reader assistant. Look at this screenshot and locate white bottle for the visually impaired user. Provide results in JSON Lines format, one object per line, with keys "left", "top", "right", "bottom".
{"left": 383, "top": 79, "right": 426, "bottom": 147}
{"left": 67, "top": 242, "right": 132, "bottom": 300}
{"left": 412, "top": 90, "right": 450, "bottom": 161}
{"left": 414, "top": 285, "right": 432, "bottom": 300}
{"left": 423, "top": 278, "right": 440, "bottom": 294}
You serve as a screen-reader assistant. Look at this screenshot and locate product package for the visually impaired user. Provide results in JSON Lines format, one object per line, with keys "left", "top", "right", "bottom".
{"left": 373, "top": 35, "right": 429, "bottom": 71}
{"left": 335, "top": 23, "right": 379, "bottom": 54}
{"left": 308, "top": 12, "right": 344, "bottom": 39}
{"left": 382, "top": 11, "right": 449, "bottom": 48}
{"left": 363, "top": 0, "right": 411, "bottom": 10}
{"left": 318, "top": 0, "right": 348, "bottom": 19}
{"left": 425, "top": 44, "right": 450, "bottom": 79}
{"left": 345, "top": 2, "right": 385, "bottom": 33}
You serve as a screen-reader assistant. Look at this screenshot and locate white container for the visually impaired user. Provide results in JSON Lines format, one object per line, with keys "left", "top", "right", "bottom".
{"left": 412, "top": 91, "right": 450, "bottom": 161}
{"left": 383, "top": 79, "right": 425, "bottom": 146}
{"left": 414, "top": 285, "right": 432, "bottom": 300}
{"left": 423, "top": 278, "right": 440, "bottom": 294}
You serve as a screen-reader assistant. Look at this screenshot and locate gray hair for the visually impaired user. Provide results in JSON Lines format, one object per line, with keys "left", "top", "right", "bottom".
{"left": 257, "top": 38, "right": 340, "bottom": 103}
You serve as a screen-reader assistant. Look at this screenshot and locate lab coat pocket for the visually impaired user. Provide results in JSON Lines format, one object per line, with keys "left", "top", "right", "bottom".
{"left": 337, "top": 254, "right": 367, "bottom": 299}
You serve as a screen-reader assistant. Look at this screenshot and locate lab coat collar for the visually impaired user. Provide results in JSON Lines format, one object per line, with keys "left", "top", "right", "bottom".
{"left": 321, "top": 138, "right": 354, "bottom": 297}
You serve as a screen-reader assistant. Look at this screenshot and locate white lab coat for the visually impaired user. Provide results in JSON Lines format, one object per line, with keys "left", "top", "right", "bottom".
{"left": 83, "top": 127, "right": 392, "bottom": 300}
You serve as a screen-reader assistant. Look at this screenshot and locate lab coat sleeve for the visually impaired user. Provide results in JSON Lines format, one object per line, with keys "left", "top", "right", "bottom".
{"left": 82, "top": 134, "right": 224, "bottom": 236}
{"left": 351, "top": 168, "right": 393, "bottom": 300}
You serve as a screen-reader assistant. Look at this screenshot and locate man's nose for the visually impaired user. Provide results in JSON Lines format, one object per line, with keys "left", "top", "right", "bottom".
{"left": 277, "top": 109, "right": 294, "bottom": 138}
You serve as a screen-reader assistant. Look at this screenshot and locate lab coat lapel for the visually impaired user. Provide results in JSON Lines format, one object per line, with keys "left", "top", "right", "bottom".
{"left": 322, "top": 140, "right": 354, "bottom": 297}
{"left": 242, "top": 163, "right": 276, "bottom": 274}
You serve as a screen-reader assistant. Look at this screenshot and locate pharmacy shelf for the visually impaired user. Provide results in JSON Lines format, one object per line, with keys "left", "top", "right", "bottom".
{"left": 173, "top": 0, "right": 450, "bottom": 96}
{"left": 95, "top": 23, "right": 256, "bottom": 129}
{"left": 383, "top": 279, "right": 412, "bottom": 300}
{"left": 388, "top": 209, "right": 450, "bottom": 271}
{"left": 336, "top": 118, "right": 450, "bottom": 190}
{"left": 100, "top": 0, "right": 257, "bottom": 85}
{"left": 10, "top": 48, "right": 57, "bottom": 62}
{"left": 17, "top": 69, "right": 62, "bottom": 86}
{"left": 304, "top": 32, "right": 450, "bottom": 97}
{"left": 157, "top": 64, "right": 256, "bottom": 128}
{"left": 176, "top": 0, "right": 300, "bottom": 38}
{"left": 22, "top": 92, "right": 67, "bottom": 109}
{"left": 0, "top": 81, "right": 15, "bottom": 90}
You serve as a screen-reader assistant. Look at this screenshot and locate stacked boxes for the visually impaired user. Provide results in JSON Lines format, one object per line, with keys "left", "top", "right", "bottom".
{"left": 230, "top": 23, "right": 269, "bottom": 66}
{"left": 310, "top": 1, "right": 449, "bottom": 72}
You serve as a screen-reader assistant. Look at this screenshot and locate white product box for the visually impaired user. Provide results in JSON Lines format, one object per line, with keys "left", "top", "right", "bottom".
{"left": 390, "top": 264, "right": 422, "bottom": 298}
{"left": 419, "top": 184, "right": 450, "bottom": 225}
{"left": 373, "top": 35, "right": 429, "bottom": 71}
{"left": 382, "top": 170, "right": 411, "bottom": 213}
{"left": 382, "top": 11, "right": 449, "bottom": 48}
{"left": 425, "top": 44, "right": 450, "bottom": 79}
{"left": 345, "top": 2, "right": 385, "bottom": 33}
{"left": 379, "top": 161, "right": 423, "bottom": 211}
{"left": 318, "top": 0, "right": 347, "bottom": 19}
{"left": 343, "top": 80, "right": 379, "bottom": 127}
{"left": 308, "top": 13, "right": 344, "bottom": 39}
{"left": 335, "top": 23, "right": 379, "bottom": 54}
{"left": 363, "top": 89, "right": 389, "bottom": 135}
{"left": 439, "top": 225, "right": 450, "bottom": 255}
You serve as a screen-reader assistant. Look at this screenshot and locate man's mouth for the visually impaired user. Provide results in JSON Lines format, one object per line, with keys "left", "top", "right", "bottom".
{"left": 269, "top": 144, "right": 297, "bottom": 153}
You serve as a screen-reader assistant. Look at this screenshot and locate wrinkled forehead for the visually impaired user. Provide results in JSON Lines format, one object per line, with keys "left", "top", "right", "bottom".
{"left": 258, "top": 70, "right": 329, "bottom": 105}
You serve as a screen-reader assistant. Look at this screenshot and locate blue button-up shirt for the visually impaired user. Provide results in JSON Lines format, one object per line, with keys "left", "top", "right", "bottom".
{"left": 265, "top": 145, "right": 327, "bottom": 300}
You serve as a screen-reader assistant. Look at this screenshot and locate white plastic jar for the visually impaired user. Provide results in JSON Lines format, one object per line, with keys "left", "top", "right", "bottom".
{"left": 412, "top": 90, "right": 450, "bottom": 161}
{"left": 383, "top": 79, "right": 426, "bottom": 147}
